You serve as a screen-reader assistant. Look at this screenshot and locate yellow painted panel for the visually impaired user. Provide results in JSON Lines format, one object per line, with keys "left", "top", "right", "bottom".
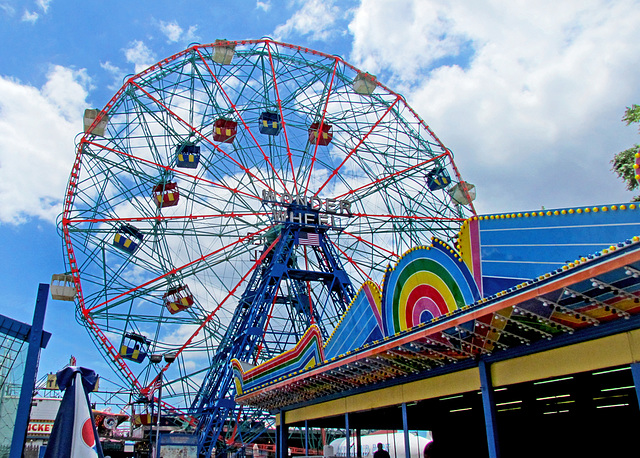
{"left": 286, "top": 398, "right": 347, "bottom": 424}
{"left": 346, "top": 385, "right": 403, "bottom": 412}
{"left": 627, "top": 328, "right": 640, "bottom": 362}
{"left": 457, "top": 220, "right": 474, "bottom": 274}
{"left": 402, "top": 369, "right": 480, "bottom": 401}
{"left": 286, "top": 369, "right": 479, "bottom": 423}
{"left": 492, "top": 331, "right": 638, "bottom": 386}
{"left": 284, "top": 330, "right": 640, "bottom": 424}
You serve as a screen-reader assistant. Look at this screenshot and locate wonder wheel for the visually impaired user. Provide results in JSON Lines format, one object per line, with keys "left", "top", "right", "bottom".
{"left": 60, "top": 39, "right": 474, "bottom": 451}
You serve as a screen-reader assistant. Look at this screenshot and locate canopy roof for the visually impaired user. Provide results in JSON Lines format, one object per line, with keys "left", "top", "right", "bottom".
{"left": 236, "top": 205, "right": 640, "bottom": 412}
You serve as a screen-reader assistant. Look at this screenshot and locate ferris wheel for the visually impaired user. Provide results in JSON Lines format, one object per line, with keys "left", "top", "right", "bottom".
{"left": 60, "top": 38, "right": 474, "bottom": 440}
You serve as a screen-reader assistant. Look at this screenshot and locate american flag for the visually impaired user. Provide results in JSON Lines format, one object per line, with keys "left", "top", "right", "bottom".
{"left": 146, "top": 377, "right": 163, "bottom": 401}
{"left": 298, "top": 231, "right": 320, "bottom": 246}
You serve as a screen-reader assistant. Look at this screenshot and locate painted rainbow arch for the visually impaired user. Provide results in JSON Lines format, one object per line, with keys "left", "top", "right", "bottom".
{"left": 382, "top": 240, "right": 480, "bottom": 335}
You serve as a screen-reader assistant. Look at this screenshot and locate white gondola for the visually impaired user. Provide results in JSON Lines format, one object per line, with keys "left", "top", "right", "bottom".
{"left": 448, "top": 181, "right": 477, "bottom": 206}
{"left": 213, "top": 39, "right": 236, "bottom": 65}
{"left": 353, "top": 72, "right": 377, "bottom": 95}
{"left": 83, "top": 109, "right": 109, "bottom": 137}
{"left": 50, "top": 274, "right": 76, "bottom": 301}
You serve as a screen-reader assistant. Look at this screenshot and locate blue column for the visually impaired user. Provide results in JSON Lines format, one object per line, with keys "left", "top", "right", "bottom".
{"left": 10, "top": 283, "right": 49, "bottom": 458}
{"left": 402, "top": 403, "right": 411, "bottom": 458}
{"left": 631, "top": 362, "right": 640, "bottom": 406}
{"left": 304, "top": 420, "right": 309, "bottom": 456}
{"left": 478, "top": 360, "right": 500, "bottom": 458}
{"left": 278, "top": 412, "right": 288, "bottom": 458}
{"left": 345, "top": 412, "right": 350, "bottom": 458}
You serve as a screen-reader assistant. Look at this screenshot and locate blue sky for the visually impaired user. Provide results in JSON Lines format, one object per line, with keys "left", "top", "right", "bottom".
{"left": 1, "top": 0, "right": 640, "bottom": 397}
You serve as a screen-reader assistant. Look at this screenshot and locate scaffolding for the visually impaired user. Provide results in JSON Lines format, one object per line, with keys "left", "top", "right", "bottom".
{"left": 0, "top": 284, "right": 50, "bottom": 458}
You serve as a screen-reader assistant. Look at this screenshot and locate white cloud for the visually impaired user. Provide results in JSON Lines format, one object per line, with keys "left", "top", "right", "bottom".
{"left": 0, "top": 66, "right": 91, "bottom": 224}
{"left": 0, "top": 3, "right": 16, "bottom": 16}
{"left": 21, "top": 10, "right": 38, "bottom": 22}
{"left": 20, "top": 0, "right": 52, "bottom": 22}
{"left": 348, "top": 0, "right": 640, "bottom": 214}
{"left": 184, "top": 25, "right": 198, "bottom": 42}
{"left": 349, "top": 0, "right": 467, "bottom": 81}
{"left": 37, "top": 0, "right": 52, "bottom": 13}
{"left": 274, "top": 0, "right": 341, "bottom": 41}
{"left": 124, "top": 40, "right": 157, "bottom": 74}
{"left": 158, "top": 20, "right": 198, "bottom": 44}
{"left": 100, "top": 60, "right": 126, "bottom": 90}
{"left": 256, "top": 0, "right": 271, "bottom": 12}
{"left": 159, "top": 20, "right": 182, "bottom": 42}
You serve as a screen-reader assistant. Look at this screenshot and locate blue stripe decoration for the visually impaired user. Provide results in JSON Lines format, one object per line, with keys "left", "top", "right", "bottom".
{"left": 479, "top": 204, "right": 640, "bottom": 295}
{"left": 324, "top": 284, "right": 383, "bottom": 360}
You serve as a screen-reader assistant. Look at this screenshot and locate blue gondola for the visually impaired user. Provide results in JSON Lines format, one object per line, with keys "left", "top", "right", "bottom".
{"left": 259, "top": 111, "right": 282, "bottom": 136}
{"left": 113, "top": 224, "right": 144, "bottom": 254}
{"left": 119, "top": 332, "right": 149, "bottom": 363}
{"left": 426, "top": 167, "right": 451, "bottom": 191}
{"left": 176, "top": 143, "right": 200, "bottom": 168}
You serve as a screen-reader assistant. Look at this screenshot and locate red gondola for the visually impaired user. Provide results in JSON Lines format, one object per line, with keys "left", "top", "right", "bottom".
{"left": 152, "top": 182, "right": 180, "bottom": 208}
{"left": 163, "top": 285, "right": 195, "bottom": 314}
{"left": 308, "top": 121, "right": 333, "bottom": 146}
{"left": 213, "top": 118, "right": 237, "bottom": 143}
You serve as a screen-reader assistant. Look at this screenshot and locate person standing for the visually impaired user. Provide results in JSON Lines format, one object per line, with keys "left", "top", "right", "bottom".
{"left": 423, "top": 441, "right": 440, "bottom": 458}
{"left": 373, "top": 443, "right": 390, "bottom": 458}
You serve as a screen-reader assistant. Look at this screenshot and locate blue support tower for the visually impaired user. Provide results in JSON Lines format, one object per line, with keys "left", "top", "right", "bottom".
{"left": 9, "top": 284, "right": 50, "bottom": 458}
{"left": 191, "top": 202, "right": 355, "bottom": 458}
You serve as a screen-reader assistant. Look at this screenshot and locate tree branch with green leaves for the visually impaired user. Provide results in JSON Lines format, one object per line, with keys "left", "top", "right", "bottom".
{"left": 611, "top": 104, "right": 640, "bottom": 200}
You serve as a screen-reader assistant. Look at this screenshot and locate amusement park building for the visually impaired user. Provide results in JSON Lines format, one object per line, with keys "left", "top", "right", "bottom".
{"left": 234, "top": 204, "right": 640, "bottom": 458}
